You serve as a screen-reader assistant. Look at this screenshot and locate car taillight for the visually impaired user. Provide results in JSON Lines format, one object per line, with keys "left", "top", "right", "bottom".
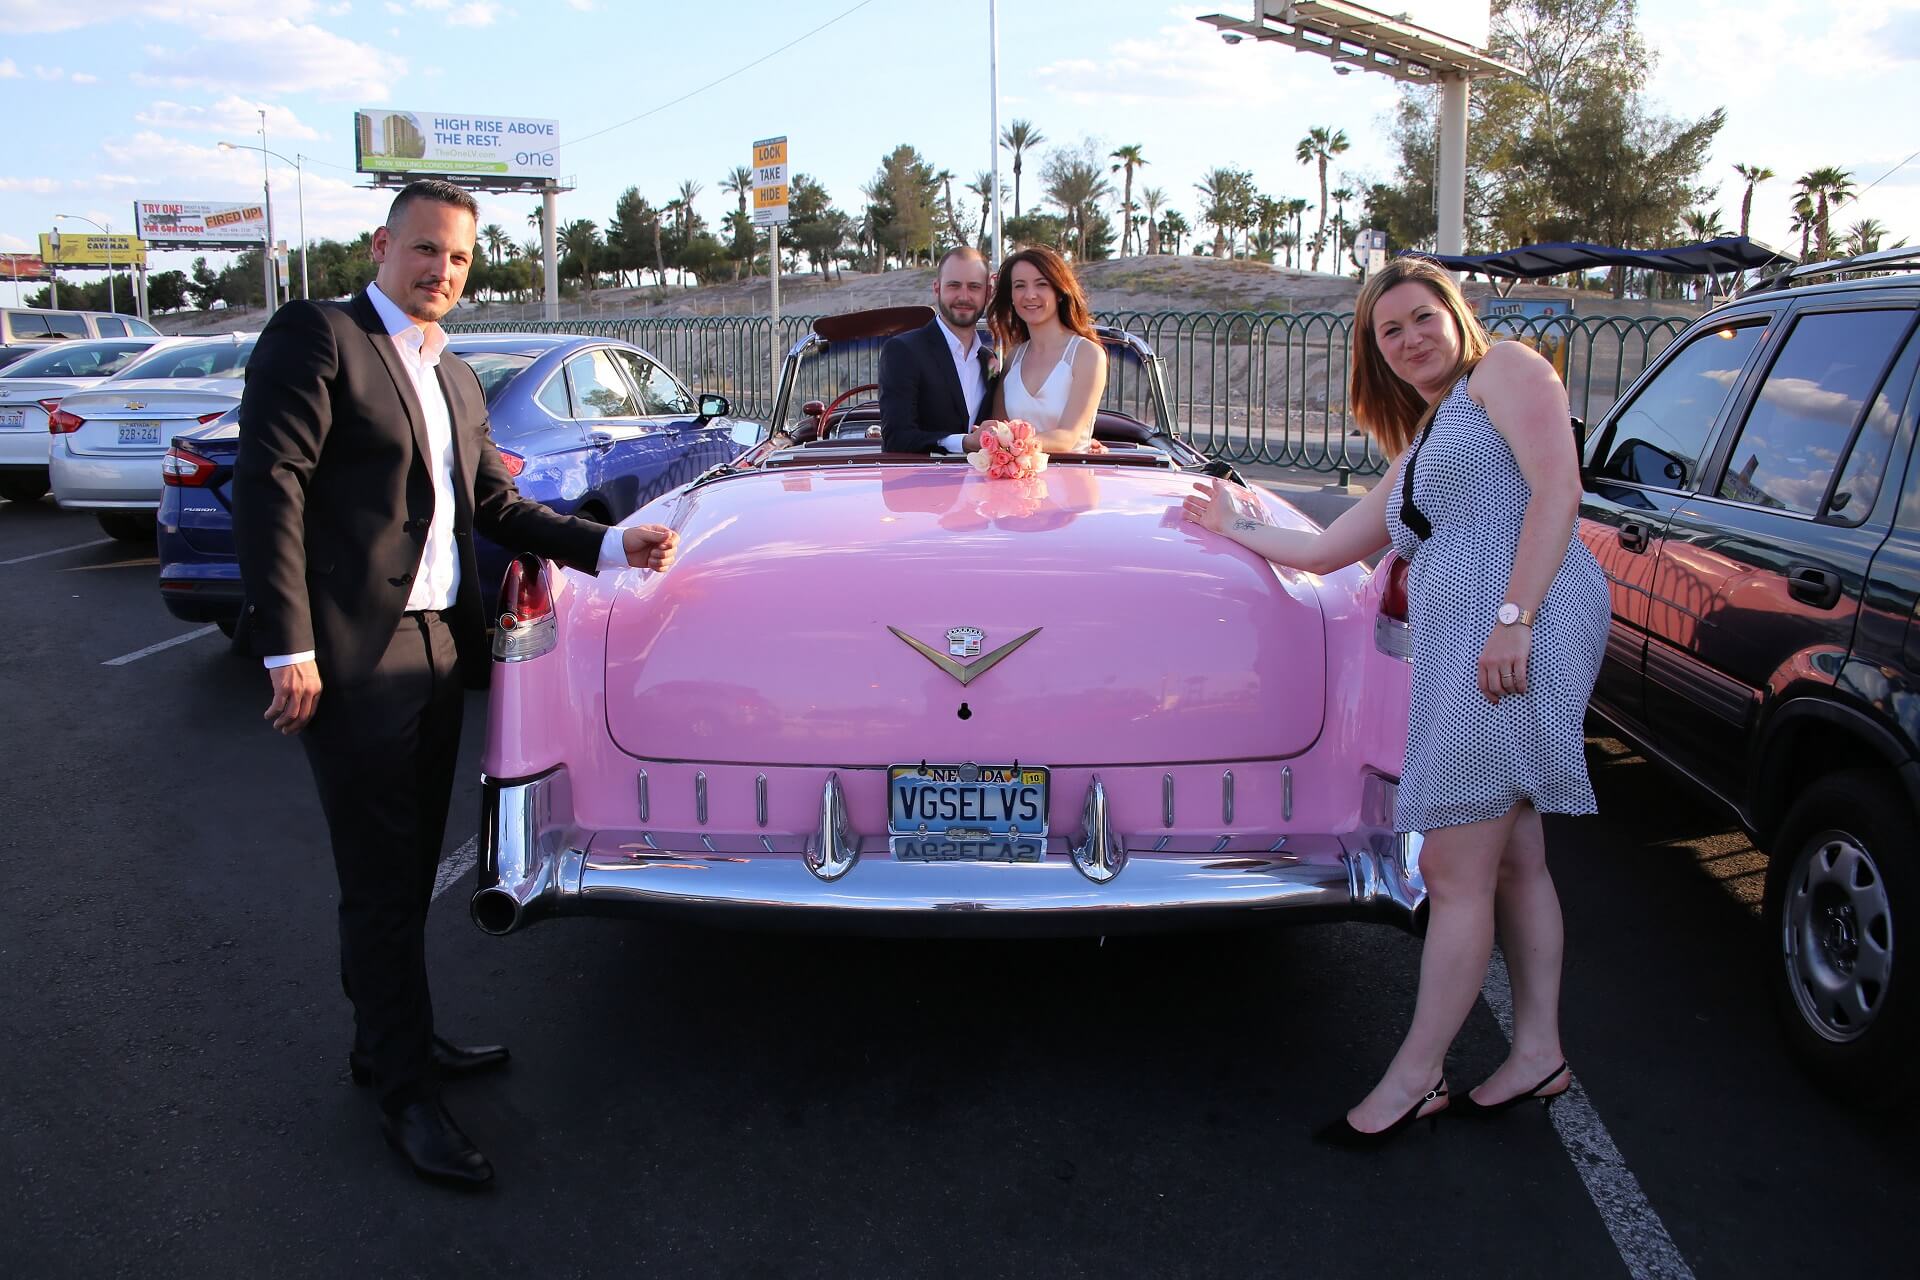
{"left": 1374, "top": 554, "right": 1413, "bottom": 661}
{"left": 161, "top": 445, "right": 218, "bottom": 487}
{"left": 1381, "top": 555, "right": 1410, "bottom": 622}
{"left": 499, "top": 448, "right": 525, "bottom": 477}
{"left": 48, "top": 408, "right": 84, "bottom": 434}
{"left": 198, "top": 411, "right": 225, "bottom": 424}
{"left": 37, "top": 398, "right": 61, "bottom": 416}
{"left": 493, "top": 553, "right": 557, "bottom": 662}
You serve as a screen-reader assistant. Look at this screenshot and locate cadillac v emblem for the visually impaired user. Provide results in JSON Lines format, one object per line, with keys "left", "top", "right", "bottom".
{"left": 889, "top": 625, "right": 1042, "bottom": 686}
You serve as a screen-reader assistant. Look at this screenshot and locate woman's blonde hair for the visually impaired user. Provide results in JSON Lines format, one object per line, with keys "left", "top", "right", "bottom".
{"left": 988, "top": 245, "right": 1100, "bottom": 351}
{"left": 1348, "top": 256, "right": 1492, "bottom": 455}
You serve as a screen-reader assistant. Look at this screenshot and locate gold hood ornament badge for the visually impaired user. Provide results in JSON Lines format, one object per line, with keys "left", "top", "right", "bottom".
{"left": 888, "top": 625, "right": 1042, "bottom": 686}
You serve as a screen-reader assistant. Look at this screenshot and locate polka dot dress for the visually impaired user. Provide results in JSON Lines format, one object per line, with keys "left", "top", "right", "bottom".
{"left": 1385, "top": 373, "right": 1610, "bottom": 834}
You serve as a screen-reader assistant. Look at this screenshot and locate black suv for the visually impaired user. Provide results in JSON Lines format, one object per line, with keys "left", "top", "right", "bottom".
{"left": 1578, "top": 248, "right": 1920, "bottom": 1104}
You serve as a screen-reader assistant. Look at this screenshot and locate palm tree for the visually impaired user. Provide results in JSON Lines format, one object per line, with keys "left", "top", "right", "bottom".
{"left": 1329, "top": 187, "right": 1354, "bottom": 271}
{"left": 1796, "top": 167, "right": 1856, "bottom": 259}
{"left": 1193, "top": 168, "right": 1237, "bottom": 259}
{"left": 1841, "top": 218, "right": 1895, "bottom": 256}
{"left": 1286, "top": 198, "right": 1310, "bottom": 260}
{"left": 1253, "top": 195, "right": 1284, "bottom": 264}
{"left": 965, "top": 171, "right": 999, "bottom": 246}
{"left": 1000, "top": 119, "right": 1045, "bottom": 219}
{"left": 1788, "top": 192, "right": 1816, "bottom": 260}
{"left": 1731, "top": 164, "right": 1774, "bottom": 240}
{"left": 1140, "top": 186, "right": 1166, "bottom": 255}
{"left": 1109, "top": 144, "right": 1148, "bottom": 255}
{"left": 1295, "top": 126, "right": 1349, "bottom": 272}
{"left": 1160, "top": 210, "right": 1188, "bottom": 256}
{"left": 720, "top": 165, "right": 755, "bottom": 279}
{"left": 1681, "top": 208, "right": 1726, "bottom": 242}
{"left": 1277, "top": 229, "right": 1299, "bottom": 270}
{"left": 1044, "top": 150, "right": 1112, "bottom": 261}
{"left": 936, "top": 169, "right": 963, "bottom": 246}
{"left": 560, "top": 219, "right": 598, "bottom": 296}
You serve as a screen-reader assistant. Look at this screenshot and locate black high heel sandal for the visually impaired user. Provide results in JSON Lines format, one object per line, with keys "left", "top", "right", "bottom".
{"left": 1311, "top": 1079, "right": 1449, "bottom": 1149}
{"left": 1455, "top": 1061, "right": 1571, "bottom": 1117}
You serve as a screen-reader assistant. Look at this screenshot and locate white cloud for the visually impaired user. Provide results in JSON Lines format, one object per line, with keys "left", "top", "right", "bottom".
{"left": 33, "top": 64, "right": 64, "bottom": 79}
{"left": 447, "top": 2, "right": 500, "bottom": 26}
{"left": 0, "top": 58, "right": 18, "bottom": 77}
{"left": 135, "top": 17, "right": 407, "bottom": 101}
{"left": 567, "top": 0, "right": 593, "bottom": 9}
{"left": 384, "top": 1, "right": 405, "bottom": 11}
{"left": 71, "top": 71, "right": 98, "bottom": 83}
{"left": 0, "top": 233, "right": 34, "bottom": 252}
{"left": 0, "top": 177, "right": 62, "bottom": 194}
{"left": 136, "top": 96, "right": 324, "bottom": 142}
{"left": 327, "top": 1, "right": 352, "bottom": 12}
{"left": 0, "top": 1, "right": 337, "bottom": 35}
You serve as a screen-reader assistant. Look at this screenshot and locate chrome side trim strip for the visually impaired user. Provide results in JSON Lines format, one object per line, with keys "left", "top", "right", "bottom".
{"left": 1222, "top": 770, "right": 1235, "bottom": 824}
{"left": 636, "top": 769, "right": 649, "bottom": 822}
{"left": 695, "top": 770, "right": 708, "bottom": 825}
{"left": 1071, "top": 775, "right": 1128, "bottom": 883}
{"left": 1283, "top": 766, "right": 1293, "bottom": 822}
{"left": 755, "top": 773, "right": 768, "bottom": 827}
{"left": 1163, "top": 773, "right": 1175, "bottom": 828}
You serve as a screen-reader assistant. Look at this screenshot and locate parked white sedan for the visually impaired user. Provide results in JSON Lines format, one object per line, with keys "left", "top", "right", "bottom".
{"left": 0, "top": 338, "right": 164, "bottom": 504}
{"left": 49, "top": 333, "right": 255, "bottom": 540}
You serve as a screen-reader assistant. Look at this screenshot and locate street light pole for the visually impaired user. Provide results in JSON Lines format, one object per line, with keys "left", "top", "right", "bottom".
{"left": 55, "top": 213, "right": 116, "bottom": 315}
{"left": 220, "top": 139, "right": 309, "bottom": 299}
{"left": 258, "top": 108, "right": 277, "bottom": 316}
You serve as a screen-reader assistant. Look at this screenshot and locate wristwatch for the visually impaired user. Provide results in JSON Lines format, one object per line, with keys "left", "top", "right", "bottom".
{"left": 1497, "top": 602, "right": 1537, "bottom": 627}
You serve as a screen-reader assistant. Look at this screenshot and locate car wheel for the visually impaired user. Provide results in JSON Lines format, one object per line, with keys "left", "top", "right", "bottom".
{"left": 97, "top": 512, "right": 155, "bottom": 542}
{"left": 215, "top": 618, "right": 236, "bottom": 638}
{"left": 1763, "top": 769, "right": 1914, "bottom": 1109}
{"left": 0, "top": 475, "right": 49, "bottom": 503}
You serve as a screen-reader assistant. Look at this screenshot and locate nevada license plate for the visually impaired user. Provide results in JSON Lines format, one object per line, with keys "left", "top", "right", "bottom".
{"left": 117, "top": 422, "right": 161, "bottom": 446}
{"left": 0, "top": 408, "right": 23, "bottom": 430}
{"left": 887, "top": 762, "right": 1049, "bottom": 837}
{"left": 892, "top": 834, "right": 1045, "bottom": 863}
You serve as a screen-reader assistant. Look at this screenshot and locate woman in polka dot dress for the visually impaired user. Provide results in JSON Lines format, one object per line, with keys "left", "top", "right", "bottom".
{"left": 1184, "top": 256, "right": 1608, "bottom": 1146}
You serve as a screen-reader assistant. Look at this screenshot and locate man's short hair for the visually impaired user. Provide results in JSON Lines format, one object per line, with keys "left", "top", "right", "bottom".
{"left": 938, "top": 245, "right": 988, "bottom": 278}
{"left": 386, "top": 179, "right": 479, "bottom": 227}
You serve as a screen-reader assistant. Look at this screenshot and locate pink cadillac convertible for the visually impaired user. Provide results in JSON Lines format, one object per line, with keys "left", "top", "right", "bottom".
{"left": 472, "top": 306, "right": 1420, "bottom": 936}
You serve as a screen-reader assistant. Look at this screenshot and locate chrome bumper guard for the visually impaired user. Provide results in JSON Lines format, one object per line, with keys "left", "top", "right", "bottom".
{"left": 474, "top": 767, "right": 1427, "bottom": 937}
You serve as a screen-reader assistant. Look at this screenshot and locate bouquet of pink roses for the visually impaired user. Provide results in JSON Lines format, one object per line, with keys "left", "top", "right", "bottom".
{"left": 968, "top": 419, "right": 1048, "bottom": 479}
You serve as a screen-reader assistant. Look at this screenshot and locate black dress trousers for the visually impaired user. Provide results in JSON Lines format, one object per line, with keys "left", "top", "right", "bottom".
{"left": 300, "top": 610, "right": 464, "bottom": 1113}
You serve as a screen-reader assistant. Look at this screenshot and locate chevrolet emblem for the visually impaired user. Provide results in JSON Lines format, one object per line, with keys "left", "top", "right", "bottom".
{"left": 123, "top": 400, "right": 146, "bottom": 410}
{"left": 889, "top": 625, "right": 1041, "bottom": 686}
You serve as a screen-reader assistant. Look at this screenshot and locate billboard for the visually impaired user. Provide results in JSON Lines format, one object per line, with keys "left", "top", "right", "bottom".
{"left": 39, "top": 233, "right": 148, "bottom": 268}
{"left": 0, "top": 253, "right": 51, "bottom": 281}
{"left": 354, "top": 109, "right": 561, "bottom": 180}
{"left": 135, "top": 200, "right": 268, "bottom": 245}
{"left": 752, "top": 136, "right": 789, "bottom": 227}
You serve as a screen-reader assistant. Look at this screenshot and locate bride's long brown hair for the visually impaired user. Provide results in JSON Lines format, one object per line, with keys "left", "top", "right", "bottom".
{"left": 988, "top": 246, "right": 1100, "bottom": 352}
{"left": 1349, "top": 256, "right": 1492, "bottom": 455}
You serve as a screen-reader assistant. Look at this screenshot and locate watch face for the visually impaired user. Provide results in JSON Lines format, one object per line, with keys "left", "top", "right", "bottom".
{"left": 1497, "top": 602, "right": 1520, "bottom": 625}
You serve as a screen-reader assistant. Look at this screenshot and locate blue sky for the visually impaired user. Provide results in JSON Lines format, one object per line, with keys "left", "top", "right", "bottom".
{"left": 1, "top": 0, "right": 1914, "bottom": 301}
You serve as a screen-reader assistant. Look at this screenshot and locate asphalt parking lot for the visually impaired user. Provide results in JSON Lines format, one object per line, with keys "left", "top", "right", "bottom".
{"left": 3, "top": 498, "right": 1914, "bottom": 1279}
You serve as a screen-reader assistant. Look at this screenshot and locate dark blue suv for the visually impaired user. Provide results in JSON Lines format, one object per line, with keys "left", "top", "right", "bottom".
{"left": 1577, "top": 248, "right": 1920, "bottom": 1105}
{"left": 158, "top": 332, "right": 748, "bottom": 633}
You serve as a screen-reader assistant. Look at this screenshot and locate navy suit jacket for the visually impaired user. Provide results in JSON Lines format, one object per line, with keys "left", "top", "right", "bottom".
{"left": 878, "top": 319, "right": 996, "bottom": 453}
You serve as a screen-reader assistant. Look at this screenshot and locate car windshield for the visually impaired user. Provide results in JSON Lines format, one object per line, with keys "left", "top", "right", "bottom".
{"left": 3, "top": 341, "right": 155, "bottom": 379}
{"left": 459, "top": 351, "right": 537, "bottom": 404}
{"left": 118, "top": 341, "right": 256, "bottom": 380}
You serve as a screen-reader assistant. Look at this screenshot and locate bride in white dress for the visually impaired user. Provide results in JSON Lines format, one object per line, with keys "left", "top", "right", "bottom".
{"left": 986, "top": 246, "right": 1108, "bottom": 453}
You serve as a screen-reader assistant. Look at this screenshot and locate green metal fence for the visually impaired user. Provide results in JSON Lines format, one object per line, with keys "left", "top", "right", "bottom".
{"left": 449, "top": 309, "right": 1692, "bottom": 476}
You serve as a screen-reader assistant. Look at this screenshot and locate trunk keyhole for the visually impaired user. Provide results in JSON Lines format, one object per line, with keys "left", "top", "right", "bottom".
{"left": 957, "top": 702, "right": 972, "bottom": 720}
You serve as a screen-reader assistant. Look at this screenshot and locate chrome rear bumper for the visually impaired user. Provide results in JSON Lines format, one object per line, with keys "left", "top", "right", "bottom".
{"left": 473, "top": 767, "right": 1426, "bottom": 938}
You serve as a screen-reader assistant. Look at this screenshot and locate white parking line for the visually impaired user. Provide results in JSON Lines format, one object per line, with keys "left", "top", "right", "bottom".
{"left": 101, "top": 624, "right": 220, "bottom": 666}
{"left": 1, "top": 537, "right": 113, "bottom": 565}
{"left": 433, "top": 835, "right": 479, "bottom": 901}
{"left": 1482, "top": 948, "right": 1696, "bottom": 1280}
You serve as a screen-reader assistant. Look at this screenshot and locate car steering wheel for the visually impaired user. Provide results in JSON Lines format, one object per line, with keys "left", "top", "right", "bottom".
{"left": 818, "top": 383, "right": 880, "bottom": 440}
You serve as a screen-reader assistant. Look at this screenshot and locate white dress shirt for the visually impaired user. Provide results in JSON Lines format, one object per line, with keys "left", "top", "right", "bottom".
{"left": 935, "top": 316, "right": 986, "bottom": 455}
{"left": 264, "top": 283, "right": 628, "bottom": 669}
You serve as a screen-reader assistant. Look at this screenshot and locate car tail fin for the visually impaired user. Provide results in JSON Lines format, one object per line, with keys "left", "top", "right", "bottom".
{"left": 1374, "top": 554, "right": 1412, "bottom": 661}
{"left": 493, "top": 553, "right": 557, "bottom": 662}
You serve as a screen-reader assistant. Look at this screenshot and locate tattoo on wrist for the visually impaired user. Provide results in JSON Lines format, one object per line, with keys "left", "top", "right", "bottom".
{"left": 1232, "top": 518, "right": 1261, "bottom": 532}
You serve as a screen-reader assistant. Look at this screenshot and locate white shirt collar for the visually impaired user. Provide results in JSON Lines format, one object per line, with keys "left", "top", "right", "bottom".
{"left": 367, "top": 281, "right": 448, "bottom": 363}
{"left": 936, "top": 315, "right": 980, "bottom": 361}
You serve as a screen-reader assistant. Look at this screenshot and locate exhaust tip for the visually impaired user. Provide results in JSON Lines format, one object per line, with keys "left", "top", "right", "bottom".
{"left": 471, "top": 887, "right": 522, "bottom": 936}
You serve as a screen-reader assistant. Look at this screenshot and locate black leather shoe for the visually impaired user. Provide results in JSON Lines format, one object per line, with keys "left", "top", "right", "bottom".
{"left": 381, "top": 1100, "right": 494, "bottom": 1188}
{"left": 350, "top": 1036, "right": 512, "bottom": 1086}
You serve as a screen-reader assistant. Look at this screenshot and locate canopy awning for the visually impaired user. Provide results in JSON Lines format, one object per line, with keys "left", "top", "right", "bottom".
{"left": 1411, "top": 236, "right": 1796, "bottom": 280}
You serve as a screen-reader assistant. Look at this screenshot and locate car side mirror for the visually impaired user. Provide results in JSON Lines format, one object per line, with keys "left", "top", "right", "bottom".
{"left": 698, "top": 393, "right": 729, "bottom": 419}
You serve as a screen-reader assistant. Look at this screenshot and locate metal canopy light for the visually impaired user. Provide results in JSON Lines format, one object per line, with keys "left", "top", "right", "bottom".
{"left": 1199, "top": 2, "right": 1520, "bottom": 259}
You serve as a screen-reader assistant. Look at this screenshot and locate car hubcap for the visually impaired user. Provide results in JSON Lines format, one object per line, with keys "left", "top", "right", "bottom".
{"left": 1782, "top": 832, "right": 1894, "bottom": 1043}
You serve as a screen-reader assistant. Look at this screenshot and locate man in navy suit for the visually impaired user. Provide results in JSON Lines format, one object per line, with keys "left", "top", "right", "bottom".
{"left": 879, "top": 247, "right": 996, "bottom": 453}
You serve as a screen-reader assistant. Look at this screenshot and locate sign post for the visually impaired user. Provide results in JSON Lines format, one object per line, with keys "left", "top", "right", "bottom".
{"left": 752, "top": 136, "right": 791, "bottom": 412}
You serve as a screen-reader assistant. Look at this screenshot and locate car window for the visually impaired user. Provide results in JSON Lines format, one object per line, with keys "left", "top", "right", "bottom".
{"left": 118, "top": 341, "right": 255, "bottom": 379}
{"left": 45, "top": 314, "right": 88, "bottom": 337}
{"left": 1830, "top": 325, "right": 1920, "bottom": 526}
{"left": 1717, "top": 310, "right": 1913, "bottom": 517}
{"left": 1592, "top": 321, "right": 1766, "bottom": 490}
{"left": 124, "top": 317, "right": 160, "bottom": 337}
{"left": 459, "top": 351, "right": 536, "bottom": 404}
{"left": 2, "top": 341, "right": 152, "bottom": 379}
{"left": 612, "top": 349, "right": 694, "bottom": 415}
{"left": 565, "top": 348, "right": 640, "bottom": 418}
{"left": 7, "top": 314, "right": 51, "bottom": 340}
{"left": 534, "top": 368, "right": 570, "bottom": 417}
{"left": 95, "top": 317, "right": 128, "bottom": 337}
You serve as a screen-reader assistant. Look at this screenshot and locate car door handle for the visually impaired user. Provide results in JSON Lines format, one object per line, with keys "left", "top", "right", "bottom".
{"left": 588, "top": 431, "right": 614, "bottom": 449}
{"left": 1618, "top": 519, "right": 1652, "bottom": 553}
{"left": 1786, "top": 564, "right": 1843, "bottom": 609}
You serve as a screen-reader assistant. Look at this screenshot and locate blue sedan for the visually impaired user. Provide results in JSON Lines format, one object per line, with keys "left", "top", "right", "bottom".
{"left": 157, "top": 332, "right": 751, "bottom": 633}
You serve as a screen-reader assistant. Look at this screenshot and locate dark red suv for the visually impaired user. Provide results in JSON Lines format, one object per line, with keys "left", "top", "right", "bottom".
{"left": 1579, "top": 248, "right": 1920, "bottom": 1106}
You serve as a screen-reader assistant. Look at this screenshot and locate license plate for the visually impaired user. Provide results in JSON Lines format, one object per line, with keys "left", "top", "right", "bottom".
{"left": 892, "top": 835, "right": 1045, "bottom": 863}
{"left": 887, "top": 762, "right": 1049, "bottom": 837}
{"left": 117, "top": 422, "right": 162, "bottom": 446}
{"left": 0, "top": 408, "right": 23, "bottom": 430}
